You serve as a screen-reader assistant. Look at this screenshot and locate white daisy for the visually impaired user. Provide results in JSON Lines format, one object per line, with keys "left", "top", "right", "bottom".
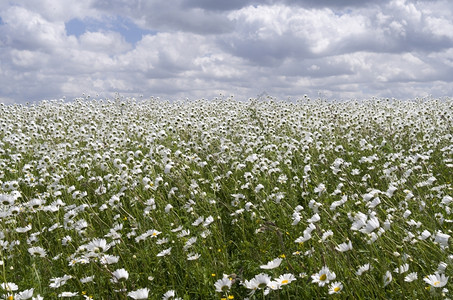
{"left": 128, "top": 288, "right": 150, "bottom": 299}
{"left": 328, "top": 281, "right": 343, "bottom": 294}
{"left": 28, "top": 246, "right": 47, "bottom": 257}
{"left": 312, "top": 266, "right": 336, "bottom": 287}
{"left": 254, "top": 273, "right": 272, "bottom": 289}
{"left": 383, "top": 271, "right": 392, "bottom": 287}
{"left": 111, "top": 268, "right": 129, "bottom": 283}
{"left": 16, "top": 288, "right": 34, "bottom": 299}
{"left": 424, "top": 273, "right": 448, "bottom": 288}
{"left": 404, "top": 272, "right": 418, "bottom": 282}
{"left": 275, "top": 273, "right": 296, "bottom": 286}
{"left": 260, "top": 258, "right": 282, "bottom": 270}
{"left": 58, "top": 291, "right": 78, "bottom": 297}
{"left": 394, "top": 263, "right": 409, "bottom": 274}
{"left": 335, "top": 240, "right": 353, "bottom": 252}
{"left": 157, "top": 247, "right": 172, "bottom": 257}
{"left": 214, "top": 277, "right": 232, "bottom": 293}
{"left": 355, "top": 264, "right": 372, "bottom": 276}
{"left": 1, "top": 282, "right": 18, "bottom": 292}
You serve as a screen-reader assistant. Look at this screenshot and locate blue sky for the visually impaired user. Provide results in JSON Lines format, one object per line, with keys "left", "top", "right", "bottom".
{"left": 1, "top": 0, "right": 453, "bottom": 103}
{"left": 65, "top": 16, "right": 156, "bottom": 45}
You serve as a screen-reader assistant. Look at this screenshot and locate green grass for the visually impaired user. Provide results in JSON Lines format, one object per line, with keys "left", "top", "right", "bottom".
{"left": 0, "top": 96, "right": 452, "bottom": 299}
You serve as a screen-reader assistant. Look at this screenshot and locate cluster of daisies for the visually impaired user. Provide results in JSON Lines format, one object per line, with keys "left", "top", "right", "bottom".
{"left": 0, "top": 95, "right": 452, "bottom": 298}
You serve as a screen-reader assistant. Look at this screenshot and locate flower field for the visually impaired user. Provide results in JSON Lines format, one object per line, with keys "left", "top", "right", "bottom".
{"left": 0, "top": 95, "right": 452, "bottom": 299}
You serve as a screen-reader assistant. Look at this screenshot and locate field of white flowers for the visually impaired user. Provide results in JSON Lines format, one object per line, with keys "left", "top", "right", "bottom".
{"left": 0, "top": 95, "right": 452, "bottom": 299}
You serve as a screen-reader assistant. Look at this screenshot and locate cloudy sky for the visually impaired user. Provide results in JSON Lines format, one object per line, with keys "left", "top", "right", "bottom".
{"left": 1, "top": 0, "right": 453, "bottom": 103}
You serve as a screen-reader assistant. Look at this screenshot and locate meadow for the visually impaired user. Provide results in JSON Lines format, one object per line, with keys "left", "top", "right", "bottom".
{"left": 0, "top": 95, "right": 452, "bottom": 299}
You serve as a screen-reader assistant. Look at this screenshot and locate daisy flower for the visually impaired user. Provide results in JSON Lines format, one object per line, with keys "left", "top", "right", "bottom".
{"left": 164, "top": 204, "right": 173, "bottom": 213}
{"left": 434, "top": 232, "right": 450, "bottom": 248}
{"left": 202, "top": 215, "right": 214, "bottom": 227}
{"left": 321, "top": 230, "right": 333, "bottom": 241}
{"left": 312, "top": 266, "right": 336, "bottom": 287}
{"left": 127, "top": 288, "right": 150, "bottom": 299}
{"left": 49, "top": 275, "right": 72, "bottom": 288}
{"left": 28, "top": 246, "right": 47, "bottom": 257}
{"left": 243, "top": 278, "right": 259, "bottom": 292}
{"left": 58, "top": 291, "right": 78, "bottom": 297}
{"left": 192, "top": 216, "right": 204, "bottom": 226}
{"left": 356, "top": 263, "right": 372, "bottom": 276}
{"left": 275, "top": 273, "right": 296, "bottom": 286}
{"left": 394, "top": 263, "right": 409, "bottom": 274}
{"left": 307, "top": 213, "right": 321, "bottom": 223}
{"left": 267, "top": 280, "right": 281, "bottom": 290}
{"left": 383, "top": 271, "right": 392, "bottom": 287}
{"left": 16, "top": 288, "right": 34, "bottom": 299}
{"left": 335, "top": 240, "right": 353, "bottom": 252}
{"left": 328, "top": 282, "right": 343, "bottom": 294}
{"left": 111, "top": 268, "right": 129, "bottom": 283}
{"left": 260, "top": 258, "right": 282, "bottom": 270}
{"left": 437, "top": 261, "right": 448, "bottom": 273}
{"left": 157, "top": 247, "right": 172, "bottom": 257}
{"left": 0, "top": 193, "right": 15, "bottom": 205}
{"left": 404, "top": 272, "right": 418, "bottom": 282}
{"left": 85, "top": 238, "right": 110, "bottom": 253}
{"left": 16, "top": 224, "right": 32, "bottom": 233}
{"left": 162, "top": 289, "right": 182, "bottom": 299}
{"left": 100, "top": 254, "right": 119, "bottom": 265}
{"left": 255, "top": 273, "right": 272, "bottom": 289}
{"left": 187, "top": 253, "right": 201, "bottom": 260}
{"left": 214, "top": 277, "right": 232, "bottom": 293}
{"left": 1, "top": 282, "right": 18, "bottom": 292}
{"left": 418, "top": 230, "right": 431, "bottom": 240}
{"left": 80, "top": 276, "right": 95, "bottom": 283}
{"left": 424, "top": 273, "right": 448, "bottom": 288}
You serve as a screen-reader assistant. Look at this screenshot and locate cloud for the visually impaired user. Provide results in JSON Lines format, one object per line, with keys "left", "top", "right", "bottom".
{"left": 182, "top": 0, "right": 383, "bottom": 11}
{"left": 221, "top": 5, "right": 370, "bottom": 62}
{"left": 181, "top": 0, "right": 255, "bottom": 11}
{"left": 280, "top": 0, "right": 387, "bottom": 9}
{"left": 0, "top": 6, "right": 70, "bottom": 51}
{"left": 1, "top": 0, "right": 96, "bottom": 22}
{"left": 1, "top": 0, "right": 453, "bottom": 103}
{"left": 92, "top": 0, "right": 235, "bottom": 34}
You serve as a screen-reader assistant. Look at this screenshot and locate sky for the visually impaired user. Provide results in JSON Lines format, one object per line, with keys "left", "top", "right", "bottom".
{"left": 1, "top": 0, "right": 453, "bottom": 103}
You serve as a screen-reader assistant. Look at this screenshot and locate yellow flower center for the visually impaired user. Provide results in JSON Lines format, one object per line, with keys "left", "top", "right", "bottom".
{"left": 320, "top": 274, "right": 327, "bottom": 281}
{"left": 334, "top": 287, "right": 341, "bottom": 292}
{"left": 281, "top": 279, "right": 289, "bottom": 284}
{"left": 434, "top": 281, "right": 440, "bottom": 286}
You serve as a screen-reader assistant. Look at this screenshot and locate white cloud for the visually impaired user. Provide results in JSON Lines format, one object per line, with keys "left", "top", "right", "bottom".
{"left": 1, "top": 6, "right": 69, "bottom": 50}
{"left": 92, "top": 0, "right": 235, "bottom": 34}
{"left": 3, "top": 0, "right": 97, "bottom": 22}
{"left": 1, "top": 0, "right": 453, "bottom": 103}
{"left": 425, "top": 16, "right": 453, "bottom": 39}
{"left": 79, "top": 31, "right": 131, "bottom": 53}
